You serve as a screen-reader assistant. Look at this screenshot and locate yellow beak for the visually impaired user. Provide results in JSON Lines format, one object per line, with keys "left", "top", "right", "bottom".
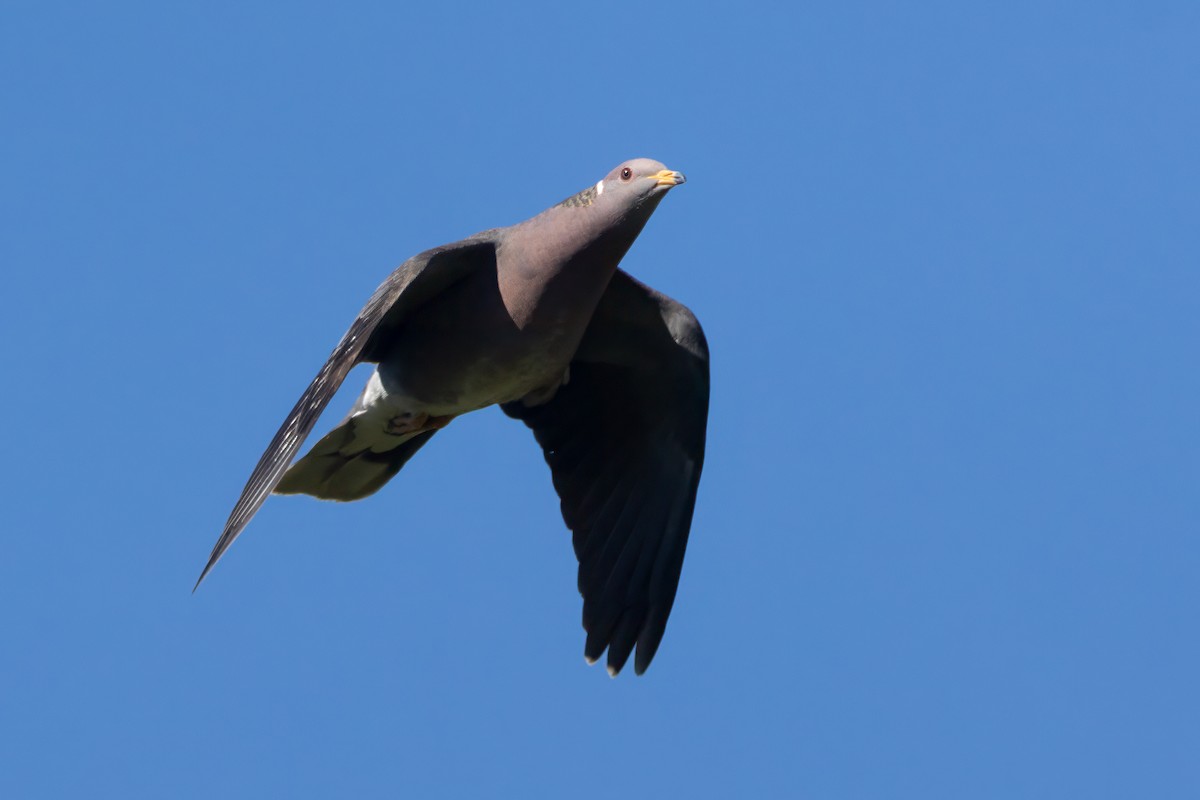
{"left": 653, "top": 169, "right": 687, "bottom": 187}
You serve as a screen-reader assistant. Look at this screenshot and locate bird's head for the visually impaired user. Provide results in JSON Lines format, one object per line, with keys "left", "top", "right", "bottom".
{"left": 556, "top": 158, "right": 686, "bottom": 215}
{"left": 596, "top": 158, "right": 686, "bottom": 208}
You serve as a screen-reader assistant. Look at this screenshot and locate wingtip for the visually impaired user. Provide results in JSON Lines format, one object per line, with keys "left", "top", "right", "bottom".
{"left": 192, "top": 561, "right": 216, "bottom": 593}
{"left": 585, "top": 652, "right": 622, "bottom": 677}
{"left": 193, "top": 543, "right": 228, "bottom": 593}
{"left": 194, "top": 524, "right": 240, "bottom": 593}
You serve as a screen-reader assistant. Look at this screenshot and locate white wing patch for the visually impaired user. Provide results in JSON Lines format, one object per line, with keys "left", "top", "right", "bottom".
{"left": 595, "top": 179, "right": 604, "bottom": 196}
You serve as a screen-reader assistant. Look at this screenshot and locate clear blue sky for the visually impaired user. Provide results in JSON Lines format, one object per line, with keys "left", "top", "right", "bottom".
{"left": 3, "top": 2, "right": 1198, "bottom": 797}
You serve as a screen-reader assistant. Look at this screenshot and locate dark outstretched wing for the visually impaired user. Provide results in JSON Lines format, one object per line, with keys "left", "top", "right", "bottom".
{"left": 195, "top": 233, "right": 499, "bottom": 589}
{"left": 502, "top": 269, "right": 709, "bottom": 675}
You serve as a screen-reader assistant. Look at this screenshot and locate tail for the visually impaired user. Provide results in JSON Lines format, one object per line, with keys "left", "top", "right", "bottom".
{"left": 274, "top": 416, "right": 437, "bottom": 501}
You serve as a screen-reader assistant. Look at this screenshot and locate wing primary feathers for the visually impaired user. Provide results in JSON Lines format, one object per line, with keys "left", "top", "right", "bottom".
{"left": 193, "top": 347, "right": 357, "bottom": 590}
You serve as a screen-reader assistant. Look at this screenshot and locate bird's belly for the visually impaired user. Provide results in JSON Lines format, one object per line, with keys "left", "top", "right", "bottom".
{"left": 375, "top": 326, "right": 574, "bottom": 416}
{"left": 370, "top": 263, "right": 596, "bottom": 416}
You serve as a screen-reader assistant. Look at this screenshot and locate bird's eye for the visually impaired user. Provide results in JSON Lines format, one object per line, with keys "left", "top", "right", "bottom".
{"left": 620, "top": 167, "right": 633, "bottom": 181}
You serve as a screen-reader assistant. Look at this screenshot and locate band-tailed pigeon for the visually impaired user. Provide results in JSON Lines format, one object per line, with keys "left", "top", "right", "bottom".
{"left": 197, "top": 158, "right": 709, "bottom": 676}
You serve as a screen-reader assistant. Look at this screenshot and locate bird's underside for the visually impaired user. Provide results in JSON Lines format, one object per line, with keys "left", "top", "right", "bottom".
{"left": 197, "top": 159, "right": 709, "bottom": 676}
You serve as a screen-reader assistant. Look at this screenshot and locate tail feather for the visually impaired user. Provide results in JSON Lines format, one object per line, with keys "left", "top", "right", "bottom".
{"left": 275, "top": 417, "right": 437, "bottom": 501}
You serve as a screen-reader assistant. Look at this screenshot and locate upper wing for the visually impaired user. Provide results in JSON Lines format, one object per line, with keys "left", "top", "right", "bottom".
{"left": 195, "top": 233, "right": 499, "bottom": 589}
{"left": 502, "top": 269, "right": 709, "bottom": 675}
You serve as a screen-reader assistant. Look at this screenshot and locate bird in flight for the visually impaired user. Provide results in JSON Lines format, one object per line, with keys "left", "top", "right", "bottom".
{"left": 197, "top": 158, "right": 709, "bottom": 676}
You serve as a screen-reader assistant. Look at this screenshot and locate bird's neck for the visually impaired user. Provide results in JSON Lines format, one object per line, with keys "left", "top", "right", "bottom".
{"left": 533, "top": 192, "right": 664, "bottom": 270}
{"left": 501, "top": 197, "right": 663, "bottom": 331}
